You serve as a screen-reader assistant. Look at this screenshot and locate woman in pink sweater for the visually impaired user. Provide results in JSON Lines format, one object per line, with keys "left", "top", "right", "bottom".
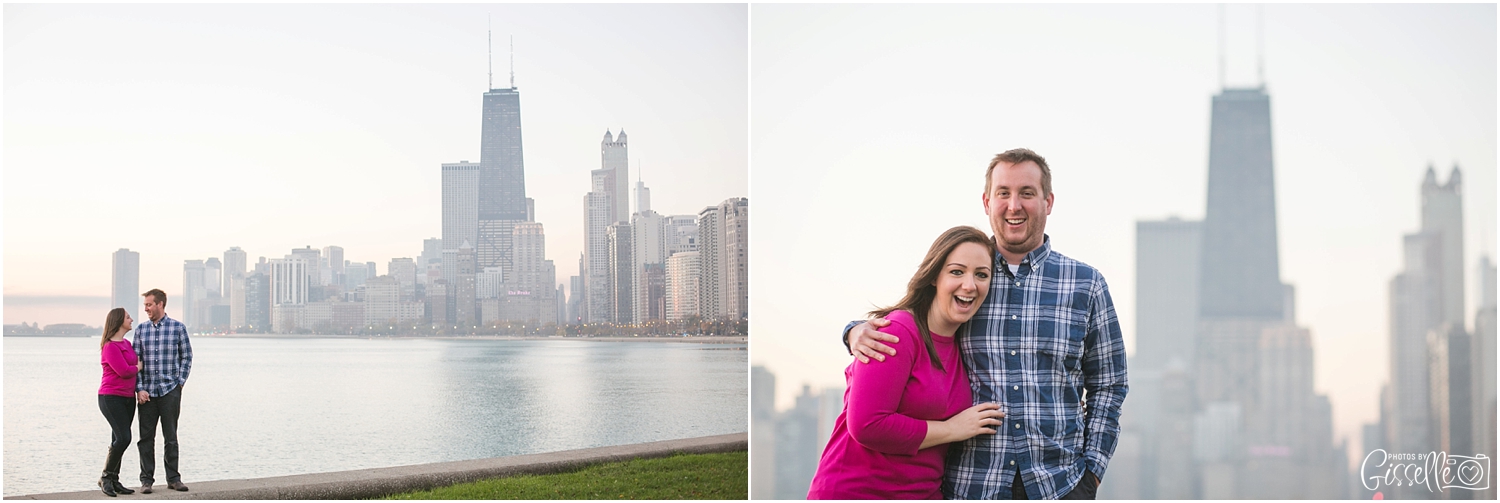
{"left": 97, "top": 307, "right": 140, "bottom": 497}
{"left": 808, "top": 225, "right": 1006, "bottom": 500}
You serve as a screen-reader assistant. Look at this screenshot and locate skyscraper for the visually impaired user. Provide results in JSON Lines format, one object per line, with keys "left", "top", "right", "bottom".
{"left": 1199, "top": 87, "right": 1284, "bottom": 321}
{"left": 1177, "top": 85, "right": 1342, "bottom": 498}
{"left": 666, "top": 251, "right": 701, "bottom": 321}
{"left": 454, "top": 241, "right": 477, "bottom": 328}
{"left": 478, "top": 83, "right": 527, "bottom": 281}
{"left": 443, "top": 161, "right": 480, "bottom": 277}
{"left": 224, "top": 247, "right": 247, "bottom": 282}
{"left": 583, "top": 169, "right": 615, "bottom": 323}
{"left": 322, "top": 245, "right": 344, "bottom": 284}
{"left": 182, "top": 259, "right": 206, "bottom": 329}
{"left": 111, "top": 249, "right": 140, "bottom": 322}
{"left": 1135, "top": 218, "right": 1202, "bottom": 372}
{"left": 607, "top": 223, "right": 634, "bottom": 323}
{"left": 1422, "top": 166, "right": 1466, "bottom": 326}
{"left": 632, "top": 210, "right": 668, "bottom": 323}
{"left": 696, "top": 198, "right": 750, "bottom": 321}
{"left": 1388, "top": 166, "right": 1465, "bottom": 477}
{"left": 270, "top": 256, "right": 309, "bottom": 333}
{"left": 602, "top": 130, "right": 629, "bottom": 221}
{"left": 204, "top": 257, "right": 223, "bottom": 296}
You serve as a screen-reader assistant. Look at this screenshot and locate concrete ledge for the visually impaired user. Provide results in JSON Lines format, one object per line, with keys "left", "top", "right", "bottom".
{"left": 8, "top": 433, "right": 747, "bottom": 500}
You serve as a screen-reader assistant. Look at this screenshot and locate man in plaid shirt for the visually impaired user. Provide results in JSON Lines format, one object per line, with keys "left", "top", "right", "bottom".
{"left": 847, "top": 149, "right": 1128, "bottom": 499}
{"left": 132, "top": 288, "right": 194, "bottom": 493}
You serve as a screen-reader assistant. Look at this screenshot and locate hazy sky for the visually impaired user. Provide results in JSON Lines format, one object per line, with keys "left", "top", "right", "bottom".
{"left": 4, "top": 4, "right": 748, "bottom": 324}
{"left": 749, "top": 3, "right": 1496, "bottom": 464}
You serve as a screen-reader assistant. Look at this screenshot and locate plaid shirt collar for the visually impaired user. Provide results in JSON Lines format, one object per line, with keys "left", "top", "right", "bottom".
{"left": 999, "top": 234, "right": 1052, "bottom": 277}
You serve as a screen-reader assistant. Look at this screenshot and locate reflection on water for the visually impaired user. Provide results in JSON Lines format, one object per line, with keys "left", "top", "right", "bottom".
{"left": 3, "top": 336, "right": 746, "bottom": 496}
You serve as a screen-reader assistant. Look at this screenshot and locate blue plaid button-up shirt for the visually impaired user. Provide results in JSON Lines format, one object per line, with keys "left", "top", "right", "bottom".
{"left": 133, "top": 314, "right": 193, "bottom": 397}
{"left": 943, "top": 235, "right": 1128, "bottom": 500}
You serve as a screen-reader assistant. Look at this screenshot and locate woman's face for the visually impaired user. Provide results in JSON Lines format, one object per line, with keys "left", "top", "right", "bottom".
{"left": 123, "top": 313, "right": 133, "bottom": 333}
{"left": 931, "top": 241, "right": 993, "bottom": 328}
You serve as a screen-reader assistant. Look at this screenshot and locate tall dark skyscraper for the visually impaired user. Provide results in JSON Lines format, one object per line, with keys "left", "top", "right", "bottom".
{"left": 1198, "top": 87, "right": 1284, "bottom": 321}
{"left": 480, "top": 87, "right": 526, "bottom": 222}
{"left": 477, "top": 84, "right": 528, "bottom": 278}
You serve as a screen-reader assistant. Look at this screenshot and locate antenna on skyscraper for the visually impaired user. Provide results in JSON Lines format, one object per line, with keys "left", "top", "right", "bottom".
{"left": 1256, "top": 5, "right": 1265, "bottom": 88}
{"left": 510, "top": 35, "right": 515, "bottom": 89}
{"left": 1217, "top": 4, "right": 1225, "bottom": 90}
{"left": 487, "top": 16, "right": 493, "bottom": 90}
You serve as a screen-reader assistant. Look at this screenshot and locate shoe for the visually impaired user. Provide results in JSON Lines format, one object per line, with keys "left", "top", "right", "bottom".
{"left": 98, "top": 479, "right": 117, "bottom": 497}
{"left": 167, "top": 481, "right": 189, "bottom": 492}
{"left": 111, "top": 480, "right": 135, "bottom": 495}
{"left": 140, "top": 484, "right": 152, "bottom": 494}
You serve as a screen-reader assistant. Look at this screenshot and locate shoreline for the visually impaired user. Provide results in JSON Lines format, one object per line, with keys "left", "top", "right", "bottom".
{"left": 193, "top": 333, "right": 747, "bottom": 344}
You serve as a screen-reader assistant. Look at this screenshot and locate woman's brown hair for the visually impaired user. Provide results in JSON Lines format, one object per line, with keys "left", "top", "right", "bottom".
{"left": 869, "top": 225, "right": 996, "bottom": 371}
{"left": 100, "top": 307, "right": 128, "bottom": 349}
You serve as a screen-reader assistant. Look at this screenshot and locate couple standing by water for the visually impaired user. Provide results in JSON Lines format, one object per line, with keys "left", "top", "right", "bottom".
{"left": 807, "top": 149, "right": 1129, "bottom": 499}
{"left": 97, "top": 289, "right": 194, "bottom": 497}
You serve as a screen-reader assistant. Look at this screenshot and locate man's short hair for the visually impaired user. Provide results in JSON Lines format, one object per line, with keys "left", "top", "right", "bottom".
{"left": 985, "top": 148, "right": 1052, "bottom": 197}
{"left": 142, "top": 288, "right": 166, "bottom": 306}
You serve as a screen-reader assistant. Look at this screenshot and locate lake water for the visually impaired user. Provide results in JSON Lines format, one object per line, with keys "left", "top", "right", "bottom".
{"left": 3, "top": 336, "right": 747, "bottom": 496}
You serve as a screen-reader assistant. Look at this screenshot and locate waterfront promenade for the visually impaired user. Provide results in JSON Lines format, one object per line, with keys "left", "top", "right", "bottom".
{"left": 8, "top": 433, "right": 746, "bottom": 500}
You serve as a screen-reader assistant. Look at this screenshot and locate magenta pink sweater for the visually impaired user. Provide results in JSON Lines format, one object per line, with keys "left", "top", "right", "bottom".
{"left": 99, "top": 339, "right": 139, "bottom": 397}
{"left": 807, "top": 310, "right": 972, "bottom": 500}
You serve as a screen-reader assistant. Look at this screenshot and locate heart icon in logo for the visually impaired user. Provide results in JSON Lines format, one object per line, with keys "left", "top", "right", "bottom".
{"left": 1457, "top": 461, "right": 1483, "bottom": 485}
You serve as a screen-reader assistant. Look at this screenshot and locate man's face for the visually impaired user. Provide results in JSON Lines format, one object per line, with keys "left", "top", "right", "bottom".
{"left": 143, "top": 297, "right": 164, "bottom": 321}
{"left": 982, "top": 160, "right": 1053, "bottom": 261}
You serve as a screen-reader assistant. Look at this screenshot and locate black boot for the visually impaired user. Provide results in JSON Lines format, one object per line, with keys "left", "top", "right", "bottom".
{"left": 98, "top": 479, "right": 118, "bottom": 497}
{"left": 111, "top": 480, "right": 135, "bottom": 495}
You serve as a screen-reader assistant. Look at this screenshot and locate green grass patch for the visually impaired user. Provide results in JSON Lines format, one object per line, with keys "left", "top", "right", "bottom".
{"left": 381, "top": 451, "right": 747, "bottom": 500}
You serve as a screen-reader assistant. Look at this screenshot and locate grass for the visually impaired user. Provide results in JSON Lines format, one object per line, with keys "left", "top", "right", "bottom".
{"left": 381, "top": 451, "right": 747, "bottom": 500}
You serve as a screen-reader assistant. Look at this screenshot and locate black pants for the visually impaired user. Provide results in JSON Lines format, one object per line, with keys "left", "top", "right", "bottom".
{"left": 137, "top": 386, "right": 183, "bottom": 485}
{"left": 98, "top": 394, "right": 136, "bottom": 483}
{"left": 1011, "top": 470, "right": 1099, "bottom": 499}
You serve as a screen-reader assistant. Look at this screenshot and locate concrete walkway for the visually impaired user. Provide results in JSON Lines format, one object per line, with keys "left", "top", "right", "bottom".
{"left": 8, "top": 433, "right": 746, "bottom": 500}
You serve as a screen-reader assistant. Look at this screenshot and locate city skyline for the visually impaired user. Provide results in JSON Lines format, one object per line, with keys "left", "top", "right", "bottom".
{"left": 5, "top": 4, "right": 749, "bottom": 325}
{"left": 749, "top": 2, "right": 1496, "bottom": 476}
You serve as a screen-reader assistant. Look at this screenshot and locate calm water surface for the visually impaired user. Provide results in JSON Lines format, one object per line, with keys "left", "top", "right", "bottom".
{"left": 3, "top": 336, "right": 747, "bottom": 496}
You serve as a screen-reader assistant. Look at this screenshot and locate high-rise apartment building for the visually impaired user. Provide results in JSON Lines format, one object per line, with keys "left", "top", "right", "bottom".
{"left": 270, "top": 256, "right": 309, "bottom": 333}
{"left": 454, "top": 241, "right": 477, "bottom": 328}
{"left": 583, "top": 169, "right": 615, "bottom": 323}
{"left": 112, "top": 249, "right": 140, "bottom": 322}
{"left": 245, "top": 271, "right": 271, "bottom": 332}
{"left": 363, "top": 275, "right": 402, "bottom": 327}
{"left": 633, "top": 210, "right": 668, "bottom": 322}
{"left": 666, "top": 215, "right": 699, "bottom": 256}
{"left": 666, "top": 251, "right": 701, "bottom": 321}
{"left": 607, "top": 223, "right": 634, "bottom": 323}
{"left": 722, "top": 198, "right": 749, "bottom": 320}
{"left": 511, "top": 222, "right": 546, "bottom": 292}
{"left": 696, "top": 198, "right": 750, "bottom": 321}
{"left": 290, "top": 246, "right": 321, "bottom": 290}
